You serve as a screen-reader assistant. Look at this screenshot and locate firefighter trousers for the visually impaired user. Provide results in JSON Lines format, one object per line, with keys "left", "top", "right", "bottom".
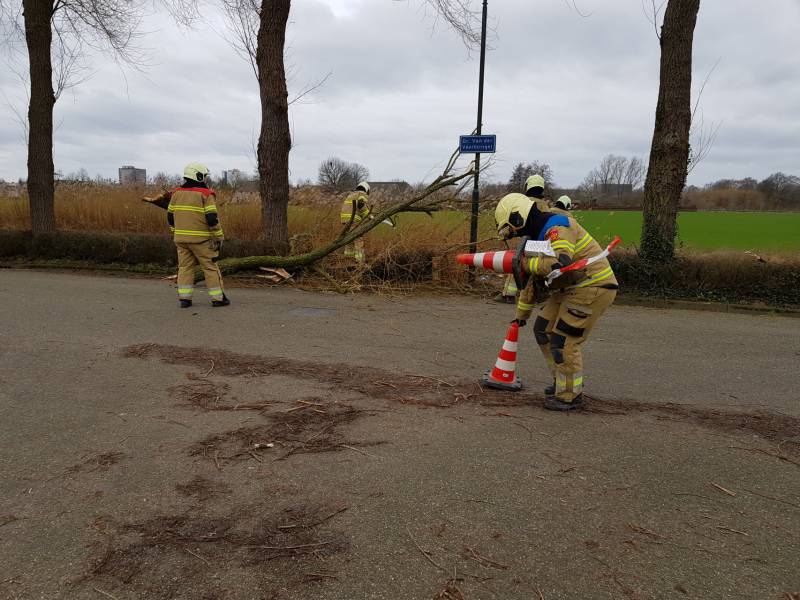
{"left": 175, "top": 240, "right": 225, "bottom": 302}
{"left": 343, "top": 237, "right": 365, "bottom": 263}
{"left": 531, "top": 286, "right": 617, "bottom": 402}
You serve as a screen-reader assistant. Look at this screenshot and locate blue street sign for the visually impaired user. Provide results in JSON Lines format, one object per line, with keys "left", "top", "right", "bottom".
{"left": 459, "top": 134, "right": 496, "bottom": 154}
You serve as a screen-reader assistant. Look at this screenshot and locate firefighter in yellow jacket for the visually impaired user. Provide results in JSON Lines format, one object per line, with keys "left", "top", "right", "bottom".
{"left": 495, "top": 194, "right": 618, "bottom": 410}
{"left": 498, "top": 175, "right": 551, "bottom": 302}
{"left": 143, "top": 162, "right": 229, "bottom": 308}
{"left": 340, "top": 181, "right": 371, "bottom": 263}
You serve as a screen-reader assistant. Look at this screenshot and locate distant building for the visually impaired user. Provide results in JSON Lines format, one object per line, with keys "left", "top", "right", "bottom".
{"left": 0, "top": 181, "right": 23, "bottom": 198}
{"left": 119, "top": 165, "right": 146, "bottom": 186}
{"left": 370, "top": 181, "right": 412, "bottom": 194}
{"left": 221, "top": 169, "right": 245, "bottom": 187}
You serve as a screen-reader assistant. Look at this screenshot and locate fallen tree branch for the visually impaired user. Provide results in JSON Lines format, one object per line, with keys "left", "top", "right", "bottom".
{"left": 194, "top": 148, "right": 475, "bottom": 281}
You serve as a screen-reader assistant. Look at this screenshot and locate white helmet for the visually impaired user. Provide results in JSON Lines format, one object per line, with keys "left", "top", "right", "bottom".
{"left": 555, "top": 195, "right": 572, "bottom": 210}
{"left": 183, "top": 162, "right": 209, "bottom": 182}
{"left": 356, "top": 181, "right": 370, "bottom": 194}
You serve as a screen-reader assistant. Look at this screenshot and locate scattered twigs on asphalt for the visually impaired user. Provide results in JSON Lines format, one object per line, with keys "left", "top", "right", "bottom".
{"left": 710, "top": 482, "right": 737, "bottom": 497}
{"left": 411, "top": 374, "right": 456, "bottom": 388}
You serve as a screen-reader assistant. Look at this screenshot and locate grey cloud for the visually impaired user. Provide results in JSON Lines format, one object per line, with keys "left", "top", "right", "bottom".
{"left": 1, "top": 0, "right": 798, "bottom": 187}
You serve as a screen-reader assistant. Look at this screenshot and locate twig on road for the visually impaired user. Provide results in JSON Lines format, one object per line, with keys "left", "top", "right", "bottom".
{"left": 728, "top": 446, "right": 800, "bottom": 468}
{"left": 93, "top": 588, "right": 120, "bottom": 600}
{"left": 742, "top": 488, "right": 800, "bottom": 509}
{"left": 715, "top": 526, "right": 748, "bottom": 536}
{"left": 461, "top": 545, "right": 509, "bottom": 570}
{"left": 407, "top": 526, "right": 447, "bottom": 572}
{"left": 184, "top": 547, "right": 212, "bottom": 566}
{"left": 202, "top": 360, "right": 215, "bottom": 378}
{"left": 710, "top": 482, "right": 737, "bottom": 497}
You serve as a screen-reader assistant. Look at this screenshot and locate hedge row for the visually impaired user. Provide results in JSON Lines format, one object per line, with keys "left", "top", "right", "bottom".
{"left": 0, "top": 230, "right": 277, "bottom": 265}
{"left": 1, "top": 230, "right": 798, "bottom": 307}
{"left": 610, "top": 251, "right": 800, "bottom": 307}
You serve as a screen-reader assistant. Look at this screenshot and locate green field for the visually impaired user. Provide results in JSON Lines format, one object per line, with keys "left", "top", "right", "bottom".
{"left": 382, "top": 209, "right": 800, "bottom": 252}
{"left": 572, "top": 210, "right": 800, "bottom": 251}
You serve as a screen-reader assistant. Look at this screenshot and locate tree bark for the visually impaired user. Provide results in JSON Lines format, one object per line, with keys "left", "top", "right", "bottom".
{"left": 640, "top": 0, "right": 700, "bottom": 262}
{"left": 23, "top": 0, "right": 56, "bottom": 233}
{"left": 256, "top": 0, "right": 291, "bottom": 254}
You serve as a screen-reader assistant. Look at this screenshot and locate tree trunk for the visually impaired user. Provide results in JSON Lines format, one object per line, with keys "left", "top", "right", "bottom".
{"left": 640, "top": 0, "right": 700, "bottom": 262}
{"left": 256, "top": 0, "right": 291, "bottom": 254}
{"left": 23, "top": 0, "right": 56, "bottom": 234}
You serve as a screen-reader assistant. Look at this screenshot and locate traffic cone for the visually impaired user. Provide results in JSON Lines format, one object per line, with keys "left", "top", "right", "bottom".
{"left": 456, "top": 250, "right": 515, "bottom": 274}
{"left": 483, "top": 322, "right": 522, "bottom": 391}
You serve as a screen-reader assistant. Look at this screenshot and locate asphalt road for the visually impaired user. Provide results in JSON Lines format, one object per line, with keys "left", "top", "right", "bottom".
{"left": 1, "top": 270, "right": 798, "bottom": 600}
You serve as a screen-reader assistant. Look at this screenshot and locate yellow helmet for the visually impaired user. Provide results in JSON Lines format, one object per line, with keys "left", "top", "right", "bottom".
{"left": 525, "top": 174, "right": 545, "bottom": 193}
{"left": 356, "top": 181, "right": 370, "bottom": 194}
{"left": 556, "top": 195, "right": 572, "bottom": 209}
{"left": 183, "top": 162, "right": 210, "bottom": 182}
{"left": 495, "top": 193, "right": 534, "bottom": 239}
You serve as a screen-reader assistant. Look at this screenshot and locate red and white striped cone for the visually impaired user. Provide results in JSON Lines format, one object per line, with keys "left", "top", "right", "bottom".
{"left": 456, "top": 250, "right": 515, "bottom": 274}
{"left": 483, "top": 322, "right": 522, "bottom": 392}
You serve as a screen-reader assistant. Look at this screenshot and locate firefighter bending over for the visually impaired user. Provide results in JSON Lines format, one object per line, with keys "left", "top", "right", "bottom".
{"left": 340, "top": 181, "right": 371, "bottom": 263}
{"left": 143, "top": 162, "right": 229, "bottom": 308}
{"left": 495, "top": 194, "right": 618, "bottom": 411}
{"left": 497, "top": 174, "right": 551, "bottom": 303}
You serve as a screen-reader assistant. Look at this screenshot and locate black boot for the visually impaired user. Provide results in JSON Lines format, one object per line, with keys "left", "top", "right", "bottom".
{"left": 544, "top": 394, "right": 584, "bottom": 411}
{"left": 179, "top": 299, "right": 192, "bottom": 309}
{"left": 212, "top": 293, "right": 230, "bottom": 308}
{"left": 544, "top": 379, "right": 555, "bottom": 395}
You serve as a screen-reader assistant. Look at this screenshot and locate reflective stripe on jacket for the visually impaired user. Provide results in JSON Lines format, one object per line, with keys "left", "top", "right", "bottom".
{"left": 168, "top": 187, "right": 224, "bottom": 243}
{"left": 515, "top": 217, "right": 617, "bottom": 320}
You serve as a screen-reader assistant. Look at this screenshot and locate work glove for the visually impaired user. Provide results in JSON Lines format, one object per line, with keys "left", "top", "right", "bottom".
{"left": 141, "top": 193, "right": 170, "bottom": 210}
{"left": 210, "top": 239, "right": 222, "bottom": 253}
{"left": 511, "top": 318, "right": 527, "bottom": 327}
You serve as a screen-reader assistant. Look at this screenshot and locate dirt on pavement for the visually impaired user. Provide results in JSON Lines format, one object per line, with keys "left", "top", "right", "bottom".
{"left": 1, "top": 270, "right": 799, "bottom": 600}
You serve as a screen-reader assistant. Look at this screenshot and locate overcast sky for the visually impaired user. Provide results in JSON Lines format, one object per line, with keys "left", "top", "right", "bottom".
{"left": 1, "top": 0, "right": 798, "bottom": 187}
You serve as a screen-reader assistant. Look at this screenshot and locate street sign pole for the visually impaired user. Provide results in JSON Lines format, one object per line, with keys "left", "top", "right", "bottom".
{"left": 469, "top": 0, "right": 489, "bottom": 255}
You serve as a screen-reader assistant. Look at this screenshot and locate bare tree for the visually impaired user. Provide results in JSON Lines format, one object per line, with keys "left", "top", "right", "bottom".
{"left": 218, "top": 0, "right": 481, "bottom": 250}
{"left": 640, "top": 0, "right": 701, "bottom": 262}
{"left": 0, "top": 0, "right": 152, "bottom": 233}
{"left": 623, "top": 156, "right": 646, "bottom": 189}
{"left": 318, "top": 157, "right": 369, "bottom": 192}
{"left": 507, "top": 161, "right": 555, "bottom": 192}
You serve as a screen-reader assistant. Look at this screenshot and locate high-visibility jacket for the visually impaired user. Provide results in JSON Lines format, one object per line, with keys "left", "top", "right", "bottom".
{"left": 340, "top": 191, "right": 370, "bottom": 225}
{"left": 516, "top": 214, "right": 618, "bottom": 320}
{"left": 167, "top": 187, "right": 224, "bottom": 244}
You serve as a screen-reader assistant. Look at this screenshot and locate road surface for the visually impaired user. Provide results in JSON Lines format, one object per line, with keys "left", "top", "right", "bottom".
{"left": 1, "top": 270, "right": 798, "bottom": 599}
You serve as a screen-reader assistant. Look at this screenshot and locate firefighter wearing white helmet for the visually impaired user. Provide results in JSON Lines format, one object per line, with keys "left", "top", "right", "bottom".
{"left": 340, "top": 181, "right": 371, "bottom": 263}
{"left": 554, "top": 195, "right": 572, "bottom": 213}
{"left": 496, "top": 175, "right": 550, "bottom": 302}
{"left": 493, "top": 192, "right": 618, "bottom": 411}
{"left": 141, "top": 162, "right": 229, "bottom": 308}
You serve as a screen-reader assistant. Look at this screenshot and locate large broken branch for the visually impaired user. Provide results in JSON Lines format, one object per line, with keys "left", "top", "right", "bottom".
{"left": 205, "top": 147, "right": 474, "bottom": 280}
